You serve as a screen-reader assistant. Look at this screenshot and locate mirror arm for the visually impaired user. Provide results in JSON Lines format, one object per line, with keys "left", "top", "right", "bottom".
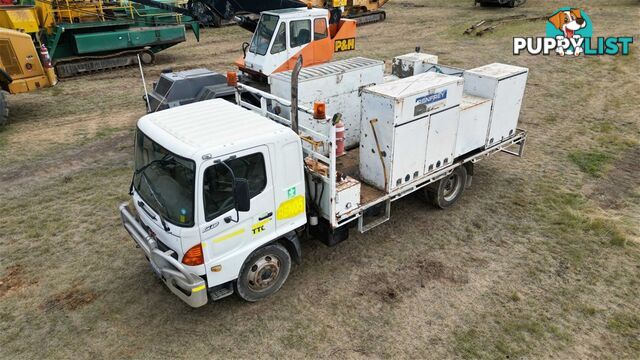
{"left": 217, "top": 159, "right": 241, "bottom": 224}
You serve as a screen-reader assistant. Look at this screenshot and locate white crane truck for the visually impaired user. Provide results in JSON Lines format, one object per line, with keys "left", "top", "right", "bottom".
{"left": 119, "top": 54, "right": 529, "bottom": 307}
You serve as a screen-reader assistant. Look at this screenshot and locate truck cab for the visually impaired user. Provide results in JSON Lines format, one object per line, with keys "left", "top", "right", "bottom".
{"left": 237, "top": 7, "right": 356, "bottom": 78}
{"left": 121, "top": 99, "right": 306, "bottom": 307}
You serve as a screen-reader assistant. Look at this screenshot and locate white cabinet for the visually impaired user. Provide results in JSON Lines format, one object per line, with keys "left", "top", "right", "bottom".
{"left": 463, "top": 63, "right": 528, "bottom": 147}
{"left": 269, "top": 57, "right": 384, "bottom": 149}
{"left": 359, "top": 72, "right": 463, "bottom": 192}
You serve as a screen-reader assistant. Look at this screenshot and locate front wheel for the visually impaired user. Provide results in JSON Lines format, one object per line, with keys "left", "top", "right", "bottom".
{"left": 235, "top": 244, "right": 291, "bottom": 302}
{"left": 425, "top": 166, "right": 467, "bottom": 209}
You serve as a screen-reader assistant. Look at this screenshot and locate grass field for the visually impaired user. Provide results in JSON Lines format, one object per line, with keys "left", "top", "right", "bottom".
{"left": 1, "top": 0, "right": 639, "bottom": 358}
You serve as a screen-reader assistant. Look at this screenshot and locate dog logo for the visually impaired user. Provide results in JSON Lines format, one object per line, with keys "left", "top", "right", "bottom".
{"left": 546, "top": 8, "right": 590, "bottom": 56}
{"left": 514, "top": 7, "right": 632, "bottom": 56}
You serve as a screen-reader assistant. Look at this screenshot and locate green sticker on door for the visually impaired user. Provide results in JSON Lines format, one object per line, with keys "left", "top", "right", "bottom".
{"left": 287, "top": 187, "right": 296, "bottom": 199}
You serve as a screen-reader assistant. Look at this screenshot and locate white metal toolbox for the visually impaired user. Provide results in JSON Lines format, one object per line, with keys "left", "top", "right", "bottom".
{"left": 359, "top": 72, "right": 463, "bottom": 192}
{"left": 335, "top": 176, "right": 361, "bottom": 216}
{"left": 269, "top": 57, "right": 384, "bottom": 148}
{"left": 463, "top": 63, "right": 528, "bottom": 147}
{"left": 455, "top": 94, "right": 492, "bottom": 157}
{"left": 391, "top": 52, "right": 438, "bottom": 78}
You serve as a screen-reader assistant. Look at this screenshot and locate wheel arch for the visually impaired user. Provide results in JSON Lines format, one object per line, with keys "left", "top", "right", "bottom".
{"left": 272, "top": 231, "right": 302, "bottom": 264}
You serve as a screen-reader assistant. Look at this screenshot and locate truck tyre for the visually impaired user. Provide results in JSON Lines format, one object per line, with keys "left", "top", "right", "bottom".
{"left": 426, "top": 166, "right": 467, "bottom": 209}
{"left": 235, "top": 244, "right": 291, "bottom": 302}
{"left": 0, "top": 92, "right": 8, "bottom": 127}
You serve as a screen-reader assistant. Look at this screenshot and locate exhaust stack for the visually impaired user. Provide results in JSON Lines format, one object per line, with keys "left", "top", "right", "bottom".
{"left": 290, "top": 56, "right": 303, "bottom": 134}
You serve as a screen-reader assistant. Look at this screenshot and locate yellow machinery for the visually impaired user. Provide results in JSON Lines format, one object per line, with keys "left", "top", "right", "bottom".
{"left": 313, "top": 0, "right": 389, "bottom": 24}
{"left": 0, "top": 27, "right": 57, "bottom": 126}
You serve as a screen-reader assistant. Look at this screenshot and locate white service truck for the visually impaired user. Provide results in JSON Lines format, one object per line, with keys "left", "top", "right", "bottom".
{"left": 119, "top": 54, "right": 528, "bottom": 307}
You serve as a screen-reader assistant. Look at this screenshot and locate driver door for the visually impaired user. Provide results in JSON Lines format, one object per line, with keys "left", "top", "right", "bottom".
{"left": 198, "top": 146, "right": 275, "bottom": 284}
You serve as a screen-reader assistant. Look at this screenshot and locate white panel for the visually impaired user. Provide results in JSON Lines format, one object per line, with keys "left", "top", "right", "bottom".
{"left": 486, "top": 73, "right": 527, "bottom": 145}
{"left": 425, "top": 107, "right": 458, "bottom": 174}
{"left": 362, "top": 72, "right": 464, "bottom": 126}
{"left": 455, "top": 95, "right": 492, "bottom": 157}
{"left": 390, "top": 117, "right": 428, "bottom": 190}
{"left": 359, "top": 93, "right": 395, "bottom": 192}
{"left": 269, "top": 57, "right": 384, "bottom": 149}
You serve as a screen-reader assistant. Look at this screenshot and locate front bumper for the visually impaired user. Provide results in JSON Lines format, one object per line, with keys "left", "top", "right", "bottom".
{"left": 119, "top": 203, "right": 208, "bottom": 308}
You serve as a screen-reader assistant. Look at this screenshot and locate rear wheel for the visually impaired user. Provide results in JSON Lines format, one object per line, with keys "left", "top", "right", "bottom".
{"left": 0, "top": 92, "right": 8, "bottom": 127}
{"left": 425, "top": 166, "right": 467, "bottom": 209}
{"left": 235, "top": 244, "right": 291, "bottom": 302}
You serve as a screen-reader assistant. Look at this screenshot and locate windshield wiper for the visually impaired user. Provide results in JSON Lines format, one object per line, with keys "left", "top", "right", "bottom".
{"left": 129, "top": 154, "right": 175, "bottom": 195}
{"left": 135, "top": 154, "right": 175, "bottom": 175}
{"left": 140, "top": 172, "right": 171, "bottom": 233}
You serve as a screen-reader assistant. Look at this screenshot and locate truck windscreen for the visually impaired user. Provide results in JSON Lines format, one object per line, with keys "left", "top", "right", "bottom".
{"left": 133, "top": 129, "right": 195, "bottom": 227}
{"left": 249, "top": 14, "right": 279, "bottom": 56}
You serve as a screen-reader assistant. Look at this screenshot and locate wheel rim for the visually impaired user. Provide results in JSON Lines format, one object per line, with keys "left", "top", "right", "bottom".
{"left": 442, "top": 173, "right": 461, "bottom": 202}
{"left": 246, "top": 254, "right": 282, "bottom": 292}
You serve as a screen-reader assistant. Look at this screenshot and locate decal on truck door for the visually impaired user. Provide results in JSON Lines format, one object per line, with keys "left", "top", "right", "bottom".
{"left": 334, "top": 38, "right": 356, "bottom": 52}
{"left": 276, "top": 195, "right": 305, "bottom": 220}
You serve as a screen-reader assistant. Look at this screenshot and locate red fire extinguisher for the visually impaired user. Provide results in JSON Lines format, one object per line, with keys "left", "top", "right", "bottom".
{"left": 39, "top": 44, "right": 52, "bottom": 69}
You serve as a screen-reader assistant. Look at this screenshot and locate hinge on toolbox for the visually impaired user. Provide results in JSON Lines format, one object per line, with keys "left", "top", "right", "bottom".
{"left": 358, "top": 199, "right": 391, "bottom": 233}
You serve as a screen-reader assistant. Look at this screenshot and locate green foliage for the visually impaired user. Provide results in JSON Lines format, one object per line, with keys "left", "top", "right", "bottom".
{"left": 568, "top": 150, "right": 611, "bottom": 177}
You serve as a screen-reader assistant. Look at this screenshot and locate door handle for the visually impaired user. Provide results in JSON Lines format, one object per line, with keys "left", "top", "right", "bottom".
{"left": 258, "top": 212, "right": 273, "bottom": 221}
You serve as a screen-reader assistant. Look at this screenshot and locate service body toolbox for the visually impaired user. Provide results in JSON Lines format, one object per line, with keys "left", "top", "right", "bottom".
{"left": 359, "top": 72, "right": 464, "bottom": 192}
{"left": 455, "top": 94, "right": 492, "bottom": 157}
{"left": 463, "top": 63, "right": 528, "bottom": 147}
{"left": 269, "top": 57, "right": 384, "bottom": 148}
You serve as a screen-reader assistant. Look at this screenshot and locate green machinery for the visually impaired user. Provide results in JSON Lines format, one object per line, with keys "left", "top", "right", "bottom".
{"left": 3, "top": 0, "right": 199, "bottom": 77}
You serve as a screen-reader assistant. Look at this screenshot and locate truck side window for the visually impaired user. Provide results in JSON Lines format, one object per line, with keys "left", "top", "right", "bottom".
{"left": 271, "top": 23, "right": 287, "bottom": 54}
{"left": 203, "top": 153, "right": 267, "bottom": 222}
{"left": 313, "top": 18, "right": 327, "bottom": 40}
{"left": 289, "top": 19, "right": 311, "bottom": 48}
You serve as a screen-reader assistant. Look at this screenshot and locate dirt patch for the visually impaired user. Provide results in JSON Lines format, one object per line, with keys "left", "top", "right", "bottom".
{"left": 587, "top": 146, "right": 640, "bottom": 209}
{"left": 0, "top": 132, "right": 131, "bottom": 189}
{"left": 41, "top": 286, "right": 99, "bottom": 312}
{"left": 0, "top": 264, "right": 34, "bottom": 298}
{"left": 357, "top": 259, "right": 468, "bottom": 303}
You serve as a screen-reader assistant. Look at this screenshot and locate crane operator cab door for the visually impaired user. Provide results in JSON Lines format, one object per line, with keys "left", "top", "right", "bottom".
{"left": 239, "top": 10, "right": 334, "bottom": 78}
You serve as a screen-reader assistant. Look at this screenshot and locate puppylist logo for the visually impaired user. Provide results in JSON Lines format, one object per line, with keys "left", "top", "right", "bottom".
{"left": 513, "top": 8, "right": 633, "bottom": 56}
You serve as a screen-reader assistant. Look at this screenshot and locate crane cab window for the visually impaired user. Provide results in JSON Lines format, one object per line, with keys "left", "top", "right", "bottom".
{"left": 313, "top": 18, "right": 327, "bottom": 40}
{"left": 271, "top": 23, "right": 287, "bottom": 54}
{"left": 202, "top": 153, "right": 267, "bottom": 222}
{"left": 250, "top": 14, "right": 279, "bottom": 56}
{"left": 290, "top": 19, "right": 311, "bottom": 48}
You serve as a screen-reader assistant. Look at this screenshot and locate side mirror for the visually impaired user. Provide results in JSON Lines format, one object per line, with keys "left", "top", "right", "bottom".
{"left": 233, "top": 178, "right": 251, "bottom": 212}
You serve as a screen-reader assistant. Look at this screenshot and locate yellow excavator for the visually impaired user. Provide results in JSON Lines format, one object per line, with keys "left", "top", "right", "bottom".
{"left": 0, "top": 27, "right": 57, "bottom": 126}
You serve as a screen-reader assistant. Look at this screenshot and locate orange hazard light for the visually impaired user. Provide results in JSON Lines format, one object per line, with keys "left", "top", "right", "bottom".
{"left": 227, "top": 71, "right": 238, "bottom": 86}
{"left": 313, "top": 101, "right": 326, "bottom": 119}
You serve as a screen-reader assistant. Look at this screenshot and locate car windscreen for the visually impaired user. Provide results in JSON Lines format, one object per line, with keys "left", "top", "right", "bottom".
{"left": 249, "top": 14, "right": 279, "bottom": 56}
{"left": 133, "top": 129, "right": 195, "bottom": 227}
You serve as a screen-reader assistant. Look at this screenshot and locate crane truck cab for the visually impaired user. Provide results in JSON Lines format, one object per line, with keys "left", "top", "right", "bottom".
{"left": 120, "top": 98, "right": 306, "bottom": 307}
{"left": 236, "top": 7, "right": 356, "bottom": 79}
